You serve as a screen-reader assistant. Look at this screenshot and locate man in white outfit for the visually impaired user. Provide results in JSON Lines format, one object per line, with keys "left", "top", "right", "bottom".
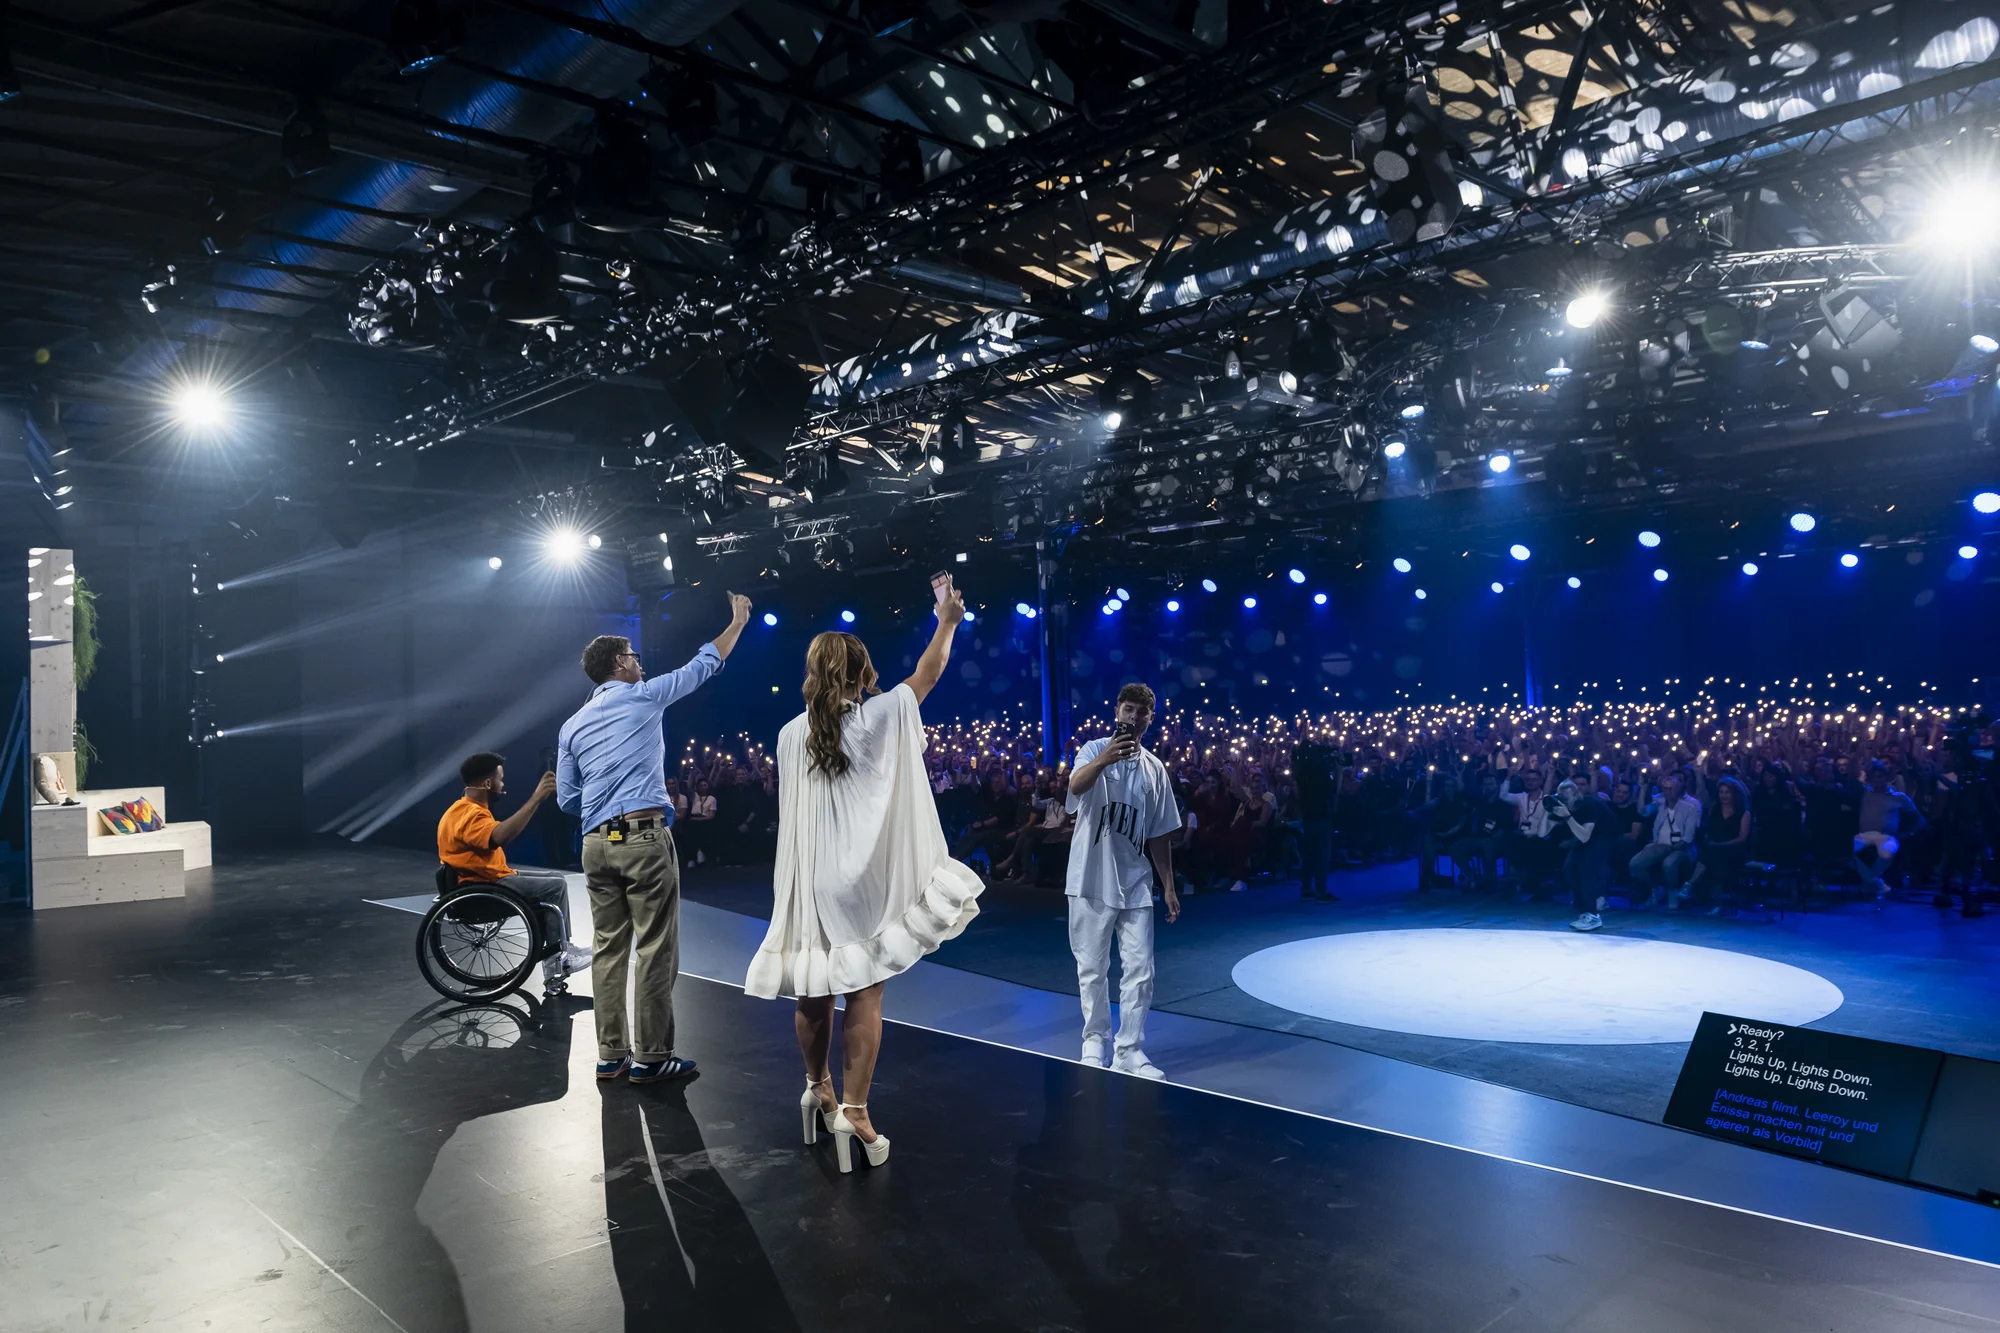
{"left": 1065, "top": 682, "right": 1182, "bottom": 1080}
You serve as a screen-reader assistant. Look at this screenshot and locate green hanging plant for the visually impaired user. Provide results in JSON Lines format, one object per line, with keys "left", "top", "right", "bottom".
{"left": 72, "top": 574, "right": 100, "bottom": 692}
{"left": 74, "top": 719, "right": 98, "bottom": 791}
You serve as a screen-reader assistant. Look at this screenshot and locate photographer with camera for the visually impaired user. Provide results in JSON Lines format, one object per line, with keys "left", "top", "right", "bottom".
{"left": 1549, "top": 779, "right": 1616, "bottom": 932}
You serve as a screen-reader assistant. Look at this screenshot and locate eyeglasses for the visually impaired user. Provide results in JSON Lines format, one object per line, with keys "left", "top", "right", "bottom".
{"left": 617, "top": 651, "right": 641, "bottom": 663}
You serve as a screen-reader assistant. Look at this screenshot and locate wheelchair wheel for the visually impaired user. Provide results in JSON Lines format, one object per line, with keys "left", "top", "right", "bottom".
{"left": 416, "top": 889, "right": 544, "bottom": 1002}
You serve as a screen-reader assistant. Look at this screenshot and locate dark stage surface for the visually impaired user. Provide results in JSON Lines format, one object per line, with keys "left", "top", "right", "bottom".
{"left": 683, "top": 855, "right": 2000, "bottom": 1123}
{"left": 4, "top": 846, "right": 1999, "bottom": 1331}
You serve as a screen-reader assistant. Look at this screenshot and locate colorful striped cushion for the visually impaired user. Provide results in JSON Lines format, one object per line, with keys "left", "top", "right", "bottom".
{"left": 98, "top": 805, "right": 141, "bottom": 836}
{"left": 123, "top": 797, "right": 164, "bottom": 832}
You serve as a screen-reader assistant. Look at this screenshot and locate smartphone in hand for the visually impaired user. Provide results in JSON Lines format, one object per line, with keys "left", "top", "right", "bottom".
{"left": 931, "top": 571, "right": 952, "bottom": 603}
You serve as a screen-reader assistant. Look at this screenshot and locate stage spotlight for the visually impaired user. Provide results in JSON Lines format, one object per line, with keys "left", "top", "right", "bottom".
{"left": 963, "top": 610, "right": 974, "bottom": 622}
{"left": 1382, "top": 439, "right": 1407, "bottom": 460}
{"left": 1975, "top": 491, "right": 2000, "bottom": 514}
{"left": 170, "top": 379, "right": 232, "bottom": 432}
{"left": 1565, "top": 290, "right": 1609, "bottom": 329}
{"left": 1243, "top": 596, "right": 1257, "bottom": 609}
{"left": 1102, "top": 410, "right": 1123, "bottom": 431}
{"left": 1972, "top": 334, "right": 1999, "bottom": 355}
{"left": 1392, "top": 557, "right": 1411, "bottom": 573}
{"left": 1840, "top": 552, "right": 1859, "bottom": 568}
{"left": 1489, "top": 581, "right": 1504, "bottom": 594}
{"left": 1014, "top": 602, "right": 1032, "bottom": 616}
{"left": 841, "top": 610, "right": 856, "bottom": 623}
{"left": 1102, "top": 602, "right": 1117, "bottom": 616}
{"left": 1201, "top": 578, "right": 1217, "bottom": 593}
{"left": 1166, "top": 599, "right": 1180, "bottom": 612}
{"left": 1288, "top": 568, "right": 1305, "bottom": 584}
{"left": 1116, "top": 587, "right": 1130, "bottom": 601}
{"left": 546, "top": 527, "right": 586, "bottom": 562}
{"left": 1488, "top": 453, "right": 1511, "bottom": 474}
{"left": 1959, "top": 544, "right": 1980, "bottom": 560}
{"left": 487, "top": 556, "right": 503, "bottom": 570}
{"left": 586, "top": 534, "right": 602, "bottom": 549}
{"left": 1653, "top": 568, "right": 1670, "bottom": 582}
{"left": 1313, "top": 592, "right": 1327, "bottom": 605}
{"left": 1742, "top": 561, "right": 1759, "bottom": 576}
{"left": 1567, "top": 576, "right": 1581, "bottom": 589}
{"left": 1638, "top": 530, "right": 1661, "bottom": 548}
{"left": 763, "top": 612, "right": 778, "bottom": 626}
{"left": 1399, "top": 403, "right": 1426, "bottom": 420}
{"left": 1922, "top": 180, "right": 2000, "bottom": 252}
{"left": 1509, "top": 544, "right": 1530, "bottom": 561}
{"left": 1789, "top": 511, "right": 1817, "bottom": 533}
{"left": 1414, "top": 588, "right": 1427, "bottom": 600}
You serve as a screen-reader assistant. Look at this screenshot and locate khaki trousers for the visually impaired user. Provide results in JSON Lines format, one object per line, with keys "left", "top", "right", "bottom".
{"left": 582, "top": 824, "right": 681, "bottom": 1063}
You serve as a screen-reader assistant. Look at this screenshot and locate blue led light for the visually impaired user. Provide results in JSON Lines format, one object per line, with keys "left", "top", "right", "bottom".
{"left": 1975, "top": 491, "right": 2000, "bottom": 514}
{"left": 1840, "top": 552, "right": 1859, "bottom": 568}
{"left": 1652, "top": 568, "right": 1669, "bottom": 582}
{"left": 1313, "top": 592, "right": 1327, "bottom": 605}
{"left": 1166, "top": 599, "right": 1180, "bottom": 612}
{"left": 1201, "top": 578, "right": 1218, "bottom": 593}
{"left": 840, "top": 610, "right": 856, "bottom": 623}
{"left": 1638, "top": 530, "right": 1661, "bottom": 548}
{"left": 763, "top": 612, "right": 778, "bottom": 626}
{"left": 1243, "top": 596, "right": 1257, "bottom": 609}
{"left": 1392, "top": 557, "right": 1411, "bottom": 573}
{"left": 1490, "top": 581, "right": 1504, "bottom": 594}
{"left": 1960, "top": 544, "right": 1981, "bottom": 560}
{"left": 1509, "top": 544, "right": 1530, "bottom": 561}
{"left": 1742, "top": 562, "right": 1759, "bottom": 576}
{"left": 1567, "top": 576, "right": 1581, "bottom": 589}
{"left": 1116, "top": 587, "right": 1131, "bottom": 601}
{"left": 1414, "top": 589, "right": 1428, "bottom": 600}
{"left": 1789, "top": 512, "right": 1817, "bottom": 533}
{"left": 1288, "top": 568, "right": 1305, "bottom": 584}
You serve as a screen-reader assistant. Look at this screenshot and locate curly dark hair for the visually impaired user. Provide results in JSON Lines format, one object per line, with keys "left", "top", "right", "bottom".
{"left": 582, "top": 634, "right": 632, "bottom": 685}
{"left": 460, "top": 752, "right": 505, "bottom": 787}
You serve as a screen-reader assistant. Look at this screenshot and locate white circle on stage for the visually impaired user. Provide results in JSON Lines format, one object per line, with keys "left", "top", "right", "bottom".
{"left": 1230, "top": 929, "right": 1844, "bottom": 1044}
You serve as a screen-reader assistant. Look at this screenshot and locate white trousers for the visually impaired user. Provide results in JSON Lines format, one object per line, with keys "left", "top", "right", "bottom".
{"left": 1068, "top": 896, "right": 1155, "bottom": 1056}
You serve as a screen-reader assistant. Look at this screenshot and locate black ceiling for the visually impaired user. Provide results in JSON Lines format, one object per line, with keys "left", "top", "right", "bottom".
{"left": 5, "top": 0, "right": 2000, "bottom": 569}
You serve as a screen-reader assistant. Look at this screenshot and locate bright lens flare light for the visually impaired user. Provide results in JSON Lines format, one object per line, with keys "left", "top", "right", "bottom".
{"left": 170, "top": 379, "right": 232, "bottom": 432}
{"left": 1959, "top": 545, "right": 1980, "bottom": 560}
{"left": 1923, "top": 181, "right": 2000, "bottom": 252}
{"left": 487, "top": 556, "right": 503, "bottom": 570}
{"left": 546, "top": 527, "right": 587, "bottom": 563}
{"left": 1565, "top": 290, "right": 1610, "bottom": 329}
{"left": 1488, "top": 453, "right": 1512, "bottom": 474}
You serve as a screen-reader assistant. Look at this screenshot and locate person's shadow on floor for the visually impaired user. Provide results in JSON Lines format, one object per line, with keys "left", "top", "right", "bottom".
{"left": 317, "top": 990, "right": 588, "bottom": 1332}
{"left": 600, "top": 1079, "right": 802, "bottom": 1332}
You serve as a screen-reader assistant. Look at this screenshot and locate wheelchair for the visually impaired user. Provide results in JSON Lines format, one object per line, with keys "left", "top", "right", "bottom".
{"left": 416, "top": 866, "right": 566, "bottom": 1003}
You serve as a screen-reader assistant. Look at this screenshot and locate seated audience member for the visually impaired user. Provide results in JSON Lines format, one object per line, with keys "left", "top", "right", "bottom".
{"left": 1854, "top": 762, "right": 1921, "bottom": 898}
{"left": 1416, "top": 774, "right": 1467, "bottom": 892}
{"left": 437, "top": 752, "right": 591, "bottom": 982}
{"left": 681, "top": 777, "right": 717, "bottom": 865}
{"left": 1605, "top": 780, "right": 1647, "bottom": 876}
{"left": 1450, "top": 772, "right": 1514, "bottom": 890}
{"left": 1630, "top": 771, "right": 1700, "bottom": 905}
{"left": 1803, "top": 757, "right": 1862, "bottom": 873}
{"left": 1552, "top": 779, "right": 1615, "bottom": 931}
{"left": 1501, "top": 768, "right": 1560, "bottom": 895}
{"left": 993, "top": 773, "right": 1071, "bottom": 882}
{"left": 1684, "top": 777, "right": 1751, "bottom": 912}
{"left": 952, "top": 769, "right": 1021, "bottom": 871}
{"left": 1750, "top": 764, "right": 1804, "bottom": 864}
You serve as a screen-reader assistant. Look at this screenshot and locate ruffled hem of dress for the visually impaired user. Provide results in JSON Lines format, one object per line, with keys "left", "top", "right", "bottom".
{"left": 744, "top": 857, "right": 985, "bottom": 998}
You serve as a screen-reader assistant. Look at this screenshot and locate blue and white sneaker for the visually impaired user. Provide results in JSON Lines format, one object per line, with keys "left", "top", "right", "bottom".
{"left": 628, "top": 1056, "right": 697, "bottom": 1084}
{"left": 596, "top": 1057, "right": 629, "bottom": 1081}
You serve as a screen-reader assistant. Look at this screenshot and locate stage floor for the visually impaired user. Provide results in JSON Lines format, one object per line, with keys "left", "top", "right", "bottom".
{"left": 681, "top": 855, "right": 2000, "bottom": 1123}
{"left": 4, "top": 845, "right": 1999, "bottom": 1330}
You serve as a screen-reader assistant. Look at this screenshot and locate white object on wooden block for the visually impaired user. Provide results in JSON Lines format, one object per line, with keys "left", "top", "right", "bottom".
{"left": 30, "top": 783, "right": 213, "bottom": 909}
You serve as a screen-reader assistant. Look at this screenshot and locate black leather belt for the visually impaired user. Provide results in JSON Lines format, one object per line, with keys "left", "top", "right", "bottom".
{"left": 592, "top": 814, "right": 663, "bottom": 842}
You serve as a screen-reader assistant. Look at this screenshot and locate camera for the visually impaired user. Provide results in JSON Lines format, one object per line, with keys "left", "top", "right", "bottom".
{"left": 1542, "top": 794, "right": 1566, "bottom": 813}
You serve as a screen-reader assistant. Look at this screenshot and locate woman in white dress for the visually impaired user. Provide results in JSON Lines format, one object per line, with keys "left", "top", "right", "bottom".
{"left": 744, "top": 575, "right": 983, "bottom": 1172}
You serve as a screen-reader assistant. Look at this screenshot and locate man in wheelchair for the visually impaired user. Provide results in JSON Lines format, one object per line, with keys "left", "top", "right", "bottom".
{"left": 438, "top": 752, "right": 592, "bottom": 987}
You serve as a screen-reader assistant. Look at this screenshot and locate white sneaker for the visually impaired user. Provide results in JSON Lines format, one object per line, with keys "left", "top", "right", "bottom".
{"left": 1568, "top": 912, "right": 1603, "bottom": 932}
{"left": 1112, "top": 1050, "right": 1166, "bottom": 1080}
{"left": 562, "top": 944, "right": 594, "bottom": 973}
{"left": 1080, "top": 1035, "right": 1110, "bottom": 1067}
{"left": 1229, "top": 881, "right": 1248, "bottom": 893}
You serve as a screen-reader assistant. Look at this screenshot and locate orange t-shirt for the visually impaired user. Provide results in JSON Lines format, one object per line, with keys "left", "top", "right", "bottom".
{"left": 438, "top": 797, "right": 510, "bottom": 881}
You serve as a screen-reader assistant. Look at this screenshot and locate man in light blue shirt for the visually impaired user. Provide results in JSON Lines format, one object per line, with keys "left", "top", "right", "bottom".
{"left": 558, "top": 593, "right": 751, "bottom": 1083}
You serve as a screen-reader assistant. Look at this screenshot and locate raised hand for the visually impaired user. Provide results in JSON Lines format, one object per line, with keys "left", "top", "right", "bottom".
{"left": 728, "top": 591, "right": 753, "bottom": 625}
{"left": 935, "top": 575, "right": 966, "bottom": 624}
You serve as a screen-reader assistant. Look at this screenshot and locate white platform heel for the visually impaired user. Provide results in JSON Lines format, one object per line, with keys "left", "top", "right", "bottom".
{"left": 800, "top": 1077, "right": 836, "bottom": 1145}
{"left": 829, "top": 1103, "right": 890, "bottom": 1173}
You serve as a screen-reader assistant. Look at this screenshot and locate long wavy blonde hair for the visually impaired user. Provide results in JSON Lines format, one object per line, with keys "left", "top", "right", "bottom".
{"left": 803, "top": 631, "right": 879, "bottom": 778}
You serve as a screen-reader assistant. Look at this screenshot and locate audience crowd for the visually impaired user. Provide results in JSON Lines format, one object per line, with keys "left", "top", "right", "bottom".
{"left": 668, "top": 692, "right": 1998, "bottom": 917}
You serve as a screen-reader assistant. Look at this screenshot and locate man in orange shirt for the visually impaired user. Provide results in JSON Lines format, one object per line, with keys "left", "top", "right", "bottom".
{"left": 438, "top": 751, "right": 591, "bottom": 984}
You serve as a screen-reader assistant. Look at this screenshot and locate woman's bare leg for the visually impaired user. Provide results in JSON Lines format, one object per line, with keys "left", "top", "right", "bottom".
{"left": 838, "top": 982, "right": 886, "bottom": 1142}
{"left": 796, "top": 996, "right": 836, "bottom": 1115}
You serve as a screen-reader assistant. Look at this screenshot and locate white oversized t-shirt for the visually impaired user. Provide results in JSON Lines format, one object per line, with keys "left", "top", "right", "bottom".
{"left": 1064, "top": 737, "right": 1182, "bottom": 909}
